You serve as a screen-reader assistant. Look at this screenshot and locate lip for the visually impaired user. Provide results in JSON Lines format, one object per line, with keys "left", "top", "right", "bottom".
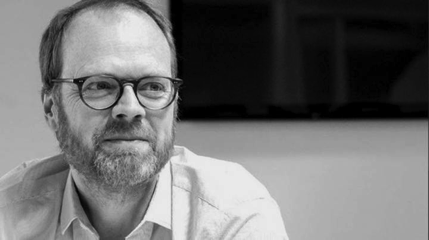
{"left": 101, "top": 137, "right": 150, "bottom": 150}
{"left": 103, "top": 136, "right": 148, "bottom": 142}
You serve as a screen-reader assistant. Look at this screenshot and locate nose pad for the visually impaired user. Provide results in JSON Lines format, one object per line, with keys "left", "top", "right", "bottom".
{"left": 111, "top": 85, "right": 146, "bottom": 121}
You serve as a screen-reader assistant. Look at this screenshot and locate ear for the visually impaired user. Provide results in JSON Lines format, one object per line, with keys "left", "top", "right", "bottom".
{"left": 43, "top": 93, "right": 59, "bottom": 132}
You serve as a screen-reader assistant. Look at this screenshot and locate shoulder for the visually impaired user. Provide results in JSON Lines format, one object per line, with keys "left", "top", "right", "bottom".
{"left": 171, "top": 146, "right": 271, "bottom": 211}
{"left": 170, "top": 146, "right": 288, "bottom": 239}
{"left": 0, "top": 155, "right": 69, "bottom": 237}
{"left": 0, "top": 154, "right": 69, "bottom": 207}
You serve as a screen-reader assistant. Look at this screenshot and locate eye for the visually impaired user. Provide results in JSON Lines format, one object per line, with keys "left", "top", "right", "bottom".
{"left": 139, "top": 81, "right": 168, "bottom": 92}
{"left": 85, "top": 80, "right": 116, "bottom": 91}
{"left": 137, "top": 78, "right": 172, "bottom": 100}
{"left": 81, "top": 76, "right": 119, "bottom": 99}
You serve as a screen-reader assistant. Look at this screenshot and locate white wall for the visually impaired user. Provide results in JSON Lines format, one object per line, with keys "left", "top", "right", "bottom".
{"left": 0, "top": 1, "right": 427, "bottom": 240}
{"left": 176, "top": 120, "right": 428, "bottom": 240}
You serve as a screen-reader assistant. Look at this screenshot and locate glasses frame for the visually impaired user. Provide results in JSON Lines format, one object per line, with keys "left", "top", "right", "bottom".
{"left": 51, "top": 74, "right": 183, "bottom": 110}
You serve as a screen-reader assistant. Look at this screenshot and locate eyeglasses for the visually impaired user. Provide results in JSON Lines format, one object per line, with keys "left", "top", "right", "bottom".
{"left": 51, "top": 75, "right": 183, "bottom": 110}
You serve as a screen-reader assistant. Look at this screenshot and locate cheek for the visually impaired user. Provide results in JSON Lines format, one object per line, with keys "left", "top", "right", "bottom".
{"left": 147, "top": 106, "right": 175, "bottom": 142}
{"left": 62, "top": 92, "right": 108, "bottom": 146}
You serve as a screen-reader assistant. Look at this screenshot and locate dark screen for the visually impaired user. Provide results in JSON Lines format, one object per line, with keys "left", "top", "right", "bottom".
{"left": 171, "top": 0, "right": 428, "bottom": 119}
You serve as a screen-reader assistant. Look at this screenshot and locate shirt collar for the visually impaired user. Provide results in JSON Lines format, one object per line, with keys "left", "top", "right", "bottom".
{"left": 60, "top": 171, "right": 94, "bottom": 235}
{"left": 59, "top": 160, "right": 172, "bottom": 236}
{"left": 130, "top": 159, "right": 172, "bottom": 233}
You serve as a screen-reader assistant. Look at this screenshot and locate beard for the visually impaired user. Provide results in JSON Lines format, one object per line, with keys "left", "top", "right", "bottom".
{"left": 54, "top": 97, "right": 175, "bottom": 194}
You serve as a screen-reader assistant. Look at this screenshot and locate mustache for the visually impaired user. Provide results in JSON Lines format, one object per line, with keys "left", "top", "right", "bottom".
{"left": 92, "top": 119, "right": 157, "bottom": 148}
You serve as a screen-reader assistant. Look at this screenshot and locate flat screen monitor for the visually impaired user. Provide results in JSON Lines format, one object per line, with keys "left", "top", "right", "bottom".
{"left": 171, "top": 0, "right": 428, "bottom": 119}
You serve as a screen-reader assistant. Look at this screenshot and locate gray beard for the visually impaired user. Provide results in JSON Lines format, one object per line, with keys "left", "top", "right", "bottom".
{"left": 55, "top": 100, "right": 175, "bottom": 195}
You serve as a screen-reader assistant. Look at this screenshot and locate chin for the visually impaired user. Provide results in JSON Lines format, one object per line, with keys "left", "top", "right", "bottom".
{"left": 90, "top": 147, "right": 166, "bottom": 191}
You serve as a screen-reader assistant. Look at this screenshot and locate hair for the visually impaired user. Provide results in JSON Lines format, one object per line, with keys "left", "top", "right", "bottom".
{"left": 39, "top": 0, "right": 177, "bottom": 100}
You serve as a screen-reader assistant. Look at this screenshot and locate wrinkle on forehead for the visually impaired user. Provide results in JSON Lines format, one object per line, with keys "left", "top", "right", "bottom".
{"left": 74, "top": 55, "right": 166, "bottom": 79}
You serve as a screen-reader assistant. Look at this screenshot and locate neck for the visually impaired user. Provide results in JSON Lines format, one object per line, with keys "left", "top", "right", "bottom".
{"left": 71, "top": 169, "right": 158, "bottom": 240}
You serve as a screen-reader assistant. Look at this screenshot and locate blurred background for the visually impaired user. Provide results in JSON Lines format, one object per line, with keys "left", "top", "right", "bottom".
{"left": 0, "top": 0, "right": 427, "bottom": 240}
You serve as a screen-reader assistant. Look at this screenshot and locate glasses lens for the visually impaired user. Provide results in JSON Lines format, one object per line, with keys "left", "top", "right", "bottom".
{"left": 81, "top": 76, "right": 120, "bottom": 109}
{"left": 137, "top": 77, "right": 174, "bottom": 109}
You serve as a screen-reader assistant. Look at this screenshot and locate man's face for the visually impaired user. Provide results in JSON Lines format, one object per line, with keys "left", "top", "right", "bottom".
{"left": 52, "top": 8, "right": 175, "bottom": 192}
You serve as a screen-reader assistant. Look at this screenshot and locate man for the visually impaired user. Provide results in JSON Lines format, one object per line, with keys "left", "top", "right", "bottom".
{"left": 0, "top": 0, "right": 288, "bottom": 239}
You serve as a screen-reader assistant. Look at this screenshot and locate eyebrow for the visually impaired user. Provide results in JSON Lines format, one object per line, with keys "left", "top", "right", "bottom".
{"left": 78, "top": 71, "right": 163, "bottom": 80}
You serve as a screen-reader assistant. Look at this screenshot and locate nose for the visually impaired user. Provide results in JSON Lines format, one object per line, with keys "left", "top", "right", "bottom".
{"left": 111, "top": 84, "right": 146, "bottom": 121}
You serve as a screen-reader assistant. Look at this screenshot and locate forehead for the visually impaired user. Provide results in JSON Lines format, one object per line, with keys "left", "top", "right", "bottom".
{"left": 61, "top": 7, "right": 171, "bottom": 77}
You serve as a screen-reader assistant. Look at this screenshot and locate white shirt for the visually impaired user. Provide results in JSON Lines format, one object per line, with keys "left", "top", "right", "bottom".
{"left": 0, "top": 146, "right": 288, "bottom": 239}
